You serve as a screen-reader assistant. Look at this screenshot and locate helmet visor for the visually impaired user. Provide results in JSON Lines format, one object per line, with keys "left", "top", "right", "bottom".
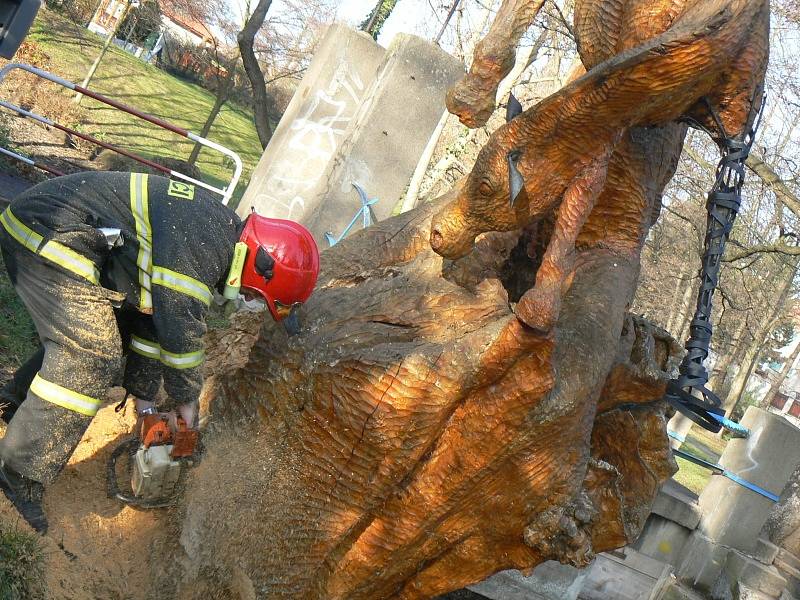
{"left": 274, "top": 300, "right": 302, "bottom": 320}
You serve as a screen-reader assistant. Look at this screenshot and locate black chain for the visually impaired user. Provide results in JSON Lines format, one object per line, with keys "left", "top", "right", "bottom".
{"left": 664, "top": 92, "right": 764, "bottom": 434}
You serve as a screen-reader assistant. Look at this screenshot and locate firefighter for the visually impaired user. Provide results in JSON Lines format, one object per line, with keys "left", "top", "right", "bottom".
{"left": 0, "top": 171, "right": 320, "bottom": 533}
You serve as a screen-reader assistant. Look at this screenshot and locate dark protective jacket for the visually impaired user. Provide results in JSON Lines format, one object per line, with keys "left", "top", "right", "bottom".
{"left": 0, "top": 171, "right": 241, "bottom": 407}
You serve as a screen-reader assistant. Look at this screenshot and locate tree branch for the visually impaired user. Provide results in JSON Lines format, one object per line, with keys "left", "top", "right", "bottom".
{"left": 724, "top": 243, "right": 800, "bottom": 262}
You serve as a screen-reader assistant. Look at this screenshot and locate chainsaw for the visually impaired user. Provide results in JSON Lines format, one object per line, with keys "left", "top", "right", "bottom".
{"left": 106, "top": 410, "right": 199, "bottom": 508}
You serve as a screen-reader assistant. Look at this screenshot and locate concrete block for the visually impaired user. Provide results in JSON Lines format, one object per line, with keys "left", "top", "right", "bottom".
{"left": 301, "top": 33, "right": 464, "bottom": 243}
{"left": 733, "top": 583, "right": 781, "bottom": 600}
{"left": 676, "top": 531, "right": 731, "bottom": 592}
{"left": 753, "top": 539, "right": 781, "bottom": 566}
{"left": 777, "top": 550, "right": 800, "bottom": 574}
{"left": 579, "top": 548, "right": 673, "bottom": 600}
{"left": 774, "top": 554, "right": 800, "bottom": 598}
{"left": 467, "top": 563, "right": 585, "bottom": 600}
{"left": 725, "top": 551, "right": 787, "bottom": 597}
{"left": 238, "top": 24, "right": 386, "bottom": 222}
{"left": 652, "top": 481, "right": 702, "bottom": 530}
{"left": 634, "top": 515, "right": 693, "bottom": 567}
{"left": 698, "top": 408, "right": 800, "bottom": 553}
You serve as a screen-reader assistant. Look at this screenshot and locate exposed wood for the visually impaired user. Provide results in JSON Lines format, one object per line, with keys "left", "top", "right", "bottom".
{"left": 160, "top": 1, "right": 770, "bottom": 597}
{"left": 169, "top": 198, "right": 681, "bottom": 599}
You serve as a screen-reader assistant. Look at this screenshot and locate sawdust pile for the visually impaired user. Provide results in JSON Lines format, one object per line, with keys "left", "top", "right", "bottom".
{"left": 0, "top": 309, "right": 264, "bottom": 599}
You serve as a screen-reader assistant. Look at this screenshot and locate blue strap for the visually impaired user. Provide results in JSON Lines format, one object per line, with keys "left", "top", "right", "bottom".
{"left": 708, "top": 413, "right": 750, "bottom": 437}
{"left": 672, "top": 448, "right": 779, "bottom": 502}
{"left": 667, "top": 430, "right": 686, "bottom": 444}
{"left": 325, "top": 183, "right": 379, "bottom": 247}
{"left": 723, "top": 470, "right": 780, "bottom": 502}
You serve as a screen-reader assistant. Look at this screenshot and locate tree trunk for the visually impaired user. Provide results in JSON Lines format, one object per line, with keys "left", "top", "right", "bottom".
{"left": 361, "top": 0, "right": 401, "bottom": 40}
{"left": 74, "top": 0, "right": 132, "bottom": 104}
{"left": 151, "top": 1, "right": 767, "bottom": 597}
{"left": 761, "top": 341, "right": 800, "bottom": 411}
{"left": 434, "top": 0, "right": 463, "bottom": 44}
{"left": 165, "top": 196, "right": 682, "bottom": 600}
{"left": 187, "top": 66, "right": 237, "bottom": 166}
{"left": 674, "top": 274, "right": 697, "bottom": 342}
{"left": 238, "top": 0, "right": 274, "bottom": 150}
{"left": 723, "top": 266, "right": 797, "bottom": 417}
{"left": 708, "top": 317, "right": 749, "bottom": 394}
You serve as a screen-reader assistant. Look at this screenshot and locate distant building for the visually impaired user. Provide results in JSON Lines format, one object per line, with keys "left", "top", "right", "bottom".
{"left": 87, "top": 0, "right": 132, "bottom": 36}
{"left": 87, "top": 0, "right": 215, "bottom": 50}
{"left": 86, "top": 0, "right": 228, "bottom": 80}
{"left": 158, "top": 4, "right": 214, "bottom": 47}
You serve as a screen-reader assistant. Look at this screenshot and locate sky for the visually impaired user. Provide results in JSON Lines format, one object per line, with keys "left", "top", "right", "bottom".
{"left": 334, "top": 0, "right": 429, "bottom": 43}
{"left": 226, "top": 0, "right": 445, "bottom": 47}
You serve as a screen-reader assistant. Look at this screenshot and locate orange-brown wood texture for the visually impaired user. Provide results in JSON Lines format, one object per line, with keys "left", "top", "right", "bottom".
{"left": 163, "top": 1, "right": 768, "bottom": 598}
{"left": 168, "top": 200, "right": 682, "bottom": 599}
{"left": 434, "top": 0, "right": 768, "bottom": 331}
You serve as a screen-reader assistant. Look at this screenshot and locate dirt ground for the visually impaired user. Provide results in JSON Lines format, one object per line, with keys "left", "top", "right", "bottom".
{"left": 0, "top": 309, "right": 265, "bottom": 599}
{"left": 1, "top": 396, "right": 168, "bottom": 600}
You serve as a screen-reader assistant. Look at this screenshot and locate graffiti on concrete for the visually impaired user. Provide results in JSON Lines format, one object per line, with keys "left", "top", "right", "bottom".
{"left": 254, "top": 62, "right": 367, "bottom": 221}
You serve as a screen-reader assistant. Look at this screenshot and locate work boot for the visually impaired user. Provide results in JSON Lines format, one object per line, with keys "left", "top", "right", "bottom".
{"left": 0, "top": 461, "right": 48, "bottom": 534}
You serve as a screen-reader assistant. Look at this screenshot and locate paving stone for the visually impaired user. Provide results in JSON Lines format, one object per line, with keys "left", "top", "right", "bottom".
{"left": 725, "top": 551, "right": 787, "bottom": 597}
{"left": 677, "top": 532, "right": 731, "bottom": 592}
{"left": 753, "top": 540, "right": 781, "bottom": 566}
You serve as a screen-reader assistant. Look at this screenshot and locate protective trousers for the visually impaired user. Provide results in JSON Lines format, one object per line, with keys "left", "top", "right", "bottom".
{"left": 0, "top": 244, "right": 122, "bottom": 484}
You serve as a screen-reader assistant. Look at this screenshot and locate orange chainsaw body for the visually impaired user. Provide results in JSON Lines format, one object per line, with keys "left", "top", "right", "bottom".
{"left": 137, "top": 414, "right": 198, "bottom": 458}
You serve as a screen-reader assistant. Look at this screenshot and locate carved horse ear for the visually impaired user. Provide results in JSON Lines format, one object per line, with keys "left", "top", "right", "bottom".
{"left": 507, "top": 150, "right": 525, "bottom": 207}
{"left": 506, "top": 93, "right": 523, "bottom": 122}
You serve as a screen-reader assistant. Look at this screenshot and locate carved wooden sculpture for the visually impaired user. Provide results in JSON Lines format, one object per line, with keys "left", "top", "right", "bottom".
{"left": 163, "top": 1, "right": 769, "bottom": 598}
{"left": 437, "top": 0, "right": 768, "bottom": 332}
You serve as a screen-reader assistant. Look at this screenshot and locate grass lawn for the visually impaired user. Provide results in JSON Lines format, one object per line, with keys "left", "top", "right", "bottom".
{"left": 672, "top": 426, "right": 728, "bottom": 495}
{"left": 1, "top": 9, "right": 262, "bottom": 205}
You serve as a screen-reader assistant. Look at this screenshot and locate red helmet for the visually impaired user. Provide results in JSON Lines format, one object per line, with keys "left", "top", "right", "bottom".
{"left": 238, "top": 214, "right": 320, "bottom": 321}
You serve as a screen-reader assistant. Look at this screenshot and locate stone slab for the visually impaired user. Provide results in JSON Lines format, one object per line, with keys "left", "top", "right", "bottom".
{"left": 777, "top": 550, "right": 800, "bottom": 574}
{"left": 579, "top": 548, "right": 673, "bottom": 600}
{"left": 301, "top": 32, "right": 464, "bottom": 244}
{"left": 661, "top": 580, "right": 708, "bottom": 600}
{"left": 774, "top": 555, "right": 800, "bottom": 598}
{"left": 467, "top": 562, "right": 585, "bottom": 600}
{"left": 753, "top": 539, "right": 781, "bottom": 566}
{"left": 652, "top": 481, "right": 702, "bottom": 530}
{"left": 237, "top": 24, "right": 386, "bottom": 222}
{"left": 698, "top": 408, "right": 800, "bottom": 553}
{"left": 725, "top": 551, "right": 787, "bottom": 597}
{"left": 677, "top": 531, "right": 732, "bottom": 592}
{"left": 733, "top": 584, "right": 781, "bottom": 600}
{"left": 435, "top": 590, "right": 492, "bottom": 600}
{"left": 634, "top": 515, "right": 693, "bottom": 567}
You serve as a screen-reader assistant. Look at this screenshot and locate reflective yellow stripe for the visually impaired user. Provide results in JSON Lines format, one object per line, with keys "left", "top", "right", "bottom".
{"left": 39, "top": 241, "right": 99, "bottom": 284}
{"left": 129, "top": 335, "right": 203, "bottom": 369}
{"left": 30, "top": 374, "right": 102, "bottom": 417}
{"left": 0, "top": 208, "right": 43, "bottom": 252}
{"left": 130, "top": 173, "right": 153, "bottom": 311}
{"left": 1, "top": 209, "right": 99, "bottom": 284}
{"left": 151, "top": 266, "right": 212, "bottom": 306}
{"left": 160, "top": 348, "right": 204, "bottom": 369}
{"left": 130, "top": 334, "right": 161, "bottom": 360}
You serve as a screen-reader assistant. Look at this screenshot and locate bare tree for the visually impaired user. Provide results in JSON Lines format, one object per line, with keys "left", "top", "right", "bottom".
{"left": 237, "top": 0, "right": 275, "bottom": 149}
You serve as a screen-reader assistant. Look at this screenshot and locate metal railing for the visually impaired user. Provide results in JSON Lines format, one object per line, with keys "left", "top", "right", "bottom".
{"left": 0, "top": 62, "right": 243, "bottom": 204}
